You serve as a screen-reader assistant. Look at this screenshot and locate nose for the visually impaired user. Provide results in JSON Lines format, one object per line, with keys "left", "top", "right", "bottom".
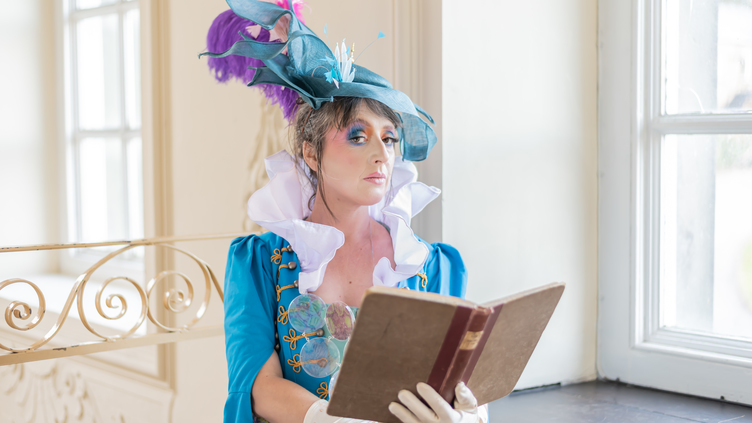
{"left": 368, "top": 133, "right": 389, "bottom": 164}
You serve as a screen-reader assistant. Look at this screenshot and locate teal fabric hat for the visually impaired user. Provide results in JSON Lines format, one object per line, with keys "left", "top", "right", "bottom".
{"left": 200, "top": 0, "right": 437, "bottom": 161}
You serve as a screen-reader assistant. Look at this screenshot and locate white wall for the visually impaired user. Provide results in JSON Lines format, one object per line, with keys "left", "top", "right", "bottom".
{"left": 442, "top": 0, "right": 598, "bottom": 388}
{"left": 0, "top": 0, "right": 58, "bottom": 272}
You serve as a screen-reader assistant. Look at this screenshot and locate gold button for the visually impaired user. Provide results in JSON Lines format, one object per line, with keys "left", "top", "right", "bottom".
{"left": 288, "top": 262, "right": 297, "bottom": 270}
{"left": 275, "top": 332, "right": 279, "bottom": 340}
{"left": 294, "top": 280, "right": 299, "bottom": 288}
{"left": 315, "top": 328, "right": 324, "bottom": 337}
{"left": 274, "top": 343, "right": 280, "bottom": 351}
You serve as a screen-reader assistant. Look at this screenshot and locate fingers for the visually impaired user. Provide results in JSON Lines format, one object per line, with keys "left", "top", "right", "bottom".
{"left": 396, "top": 388, "right": 439, "bottom": 423}
{"left": 389, "top": 401, "right": 422, "bottom": 423}
{"left": 452, "top": 382, "right": 478, "bottom": 411}
{"left": 416, "top": 383, "right": 458, "bottom": 421}
{"left": 389, "top": 383, "right": 461, "bottom": 423}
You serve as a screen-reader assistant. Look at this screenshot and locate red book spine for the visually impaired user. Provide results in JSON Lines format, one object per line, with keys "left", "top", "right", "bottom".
{"left": 427, "top": 307, "right": 492, "bottom": 404}
{"left": 427, "top": 306, "right": 472, "bottom": 393}
{"left": 460, "top": 304, "right": 504, "bottom": 385}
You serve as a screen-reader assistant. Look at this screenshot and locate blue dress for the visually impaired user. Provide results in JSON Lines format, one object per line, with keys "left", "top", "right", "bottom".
{"left": 222, "top": 231, "right": 468, "bottom": 423}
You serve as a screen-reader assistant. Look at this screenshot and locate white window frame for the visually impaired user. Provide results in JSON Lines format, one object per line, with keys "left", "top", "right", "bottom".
{"left": 599, "top": 0, "right": 752, "bottom": 404}
{"left": 60, "top": 0, "right": 145, "bottom": 281}
{"left": 50, "top": 0, "right": 162, "bottom": 378}
{"left": 0, "top": 0, "right": 170, "bottom": 385}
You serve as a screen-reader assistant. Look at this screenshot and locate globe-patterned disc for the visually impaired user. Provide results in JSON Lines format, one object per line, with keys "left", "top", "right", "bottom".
{"left": 329, "top": 370, "right": 340, "bottom": 394}
{"left": 325, "top": 301, "right": 355, "bottom": 341}
{"left": 300, "top": 337, "right": 340, "bottom": 378}
{"left": 288, "top": 294, "right": 326, "bottom": 334}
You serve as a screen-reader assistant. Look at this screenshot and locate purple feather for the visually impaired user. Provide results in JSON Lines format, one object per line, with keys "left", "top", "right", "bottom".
{"left": 206, "top": 8, "right": 301, "bottom": 121}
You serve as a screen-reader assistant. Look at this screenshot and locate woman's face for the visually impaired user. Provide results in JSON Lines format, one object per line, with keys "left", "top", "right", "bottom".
{"left": 307, "top": 105, "right": 398, "bottom": 208}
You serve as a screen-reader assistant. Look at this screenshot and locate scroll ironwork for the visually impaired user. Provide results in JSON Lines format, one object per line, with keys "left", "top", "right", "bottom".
{"left": 0, "top": 234, "right": 245, "bottom": 362}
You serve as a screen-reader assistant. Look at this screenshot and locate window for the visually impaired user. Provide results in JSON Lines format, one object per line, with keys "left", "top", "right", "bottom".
{"left": 656, "top": 0, "right": 752, "bottom": 347}
{"left": 599, "top": 0, "right": 752, "bottom": 403}
{"left": 63, "top": 0, "right": 143, "bottom": 263}
{"left": 58, "top": 0, "right": 148, "bottom": 340}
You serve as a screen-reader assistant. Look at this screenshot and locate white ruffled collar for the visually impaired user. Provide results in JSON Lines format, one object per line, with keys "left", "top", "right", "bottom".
{"left": 247, "top": 150, "right": 440, "bottom": 294}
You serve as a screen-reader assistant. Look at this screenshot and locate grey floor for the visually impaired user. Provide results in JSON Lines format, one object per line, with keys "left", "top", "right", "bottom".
{"left": 488, "top": 380, "right": 752, "bottom": 422}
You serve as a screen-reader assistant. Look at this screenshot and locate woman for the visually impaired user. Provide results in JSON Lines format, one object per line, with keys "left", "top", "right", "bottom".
{"left": 204, "top": 1, "right": 490, "bottom": 422}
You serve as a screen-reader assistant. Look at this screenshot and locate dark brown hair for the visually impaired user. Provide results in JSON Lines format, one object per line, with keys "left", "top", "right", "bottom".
{"left": 290, "top": 97, "right": 402, "bottom": 219}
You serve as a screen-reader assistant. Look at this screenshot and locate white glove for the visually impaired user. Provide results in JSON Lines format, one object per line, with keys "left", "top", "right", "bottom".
{"left": 304, "top": 399, "right": 378, "bottom": 423}
{"left": 389, "top": 382, "right": 489, "bottom": 423}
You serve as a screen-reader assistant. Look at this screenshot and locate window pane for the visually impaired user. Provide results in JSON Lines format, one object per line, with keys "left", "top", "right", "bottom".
{"left": 124, "top": 9, "right": 141, "bottom": 129}
{"left": 126, "top": 137, "right": 143, "bottom": 239}
{"left": 661, "top": 134, "right": 752, "bottom": 339}
{"left": 78, "top": 138, "right": 128, "bottom": 242}
{"left": 76, "top": 14, "right": 121, "bottom": 130}
{"left": 76, "top": 0, "right": 117, "bottom": 10}
{"left": 663, "top": 0, "right": 752, "bottom": 114}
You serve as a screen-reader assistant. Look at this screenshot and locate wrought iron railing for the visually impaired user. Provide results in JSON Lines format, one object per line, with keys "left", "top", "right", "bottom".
{"left": 0, "top": 233, "right": 249, "bottom": 365}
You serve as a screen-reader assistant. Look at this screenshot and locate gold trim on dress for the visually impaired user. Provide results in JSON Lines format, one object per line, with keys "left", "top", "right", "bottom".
{"left": 417, "top": 273, "right": 427, "bottom": 288}
{"left": 317, "top": 381, "right": 328, "bottom": 399}
{"left": 277, "top": 305, "right": 289, "bottom": 324}
{"left": 276, "top": 280, "right": 298, "bottom": 301}
{"left": 288, "top": 353, "right": 302, "bottom": 373}
{"left": 270, "top": 246, "right": 293, "bottom": 265}
{"left": 282, "top": 327, "right": 323, "bottom": 350}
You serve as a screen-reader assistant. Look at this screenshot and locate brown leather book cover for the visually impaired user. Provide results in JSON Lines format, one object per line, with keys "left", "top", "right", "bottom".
{"left": 466, "top": 283, "right": 565, "bottom": 406}
{"left": 326, "top": 283, "right": 565, "bottom": 422}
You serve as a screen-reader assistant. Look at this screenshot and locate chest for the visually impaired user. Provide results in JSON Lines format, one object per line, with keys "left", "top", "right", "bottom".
{"left": 311, "top": 231, "right": 396, "bottom": 307}
{"left": 309, "top": 249, "right": 374, "bottom": 307}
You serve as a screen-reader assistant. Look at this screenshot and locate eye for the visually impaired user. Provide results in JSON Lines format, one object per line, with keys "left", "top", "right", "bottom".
{"left": 382, "top": 136, "right": 398, "bottom": 145}
{"left": 349, "top": 134, "right": 367, "bottom": 145}
{"left": 346, "top": 125, "right": 367, "bottom": 145}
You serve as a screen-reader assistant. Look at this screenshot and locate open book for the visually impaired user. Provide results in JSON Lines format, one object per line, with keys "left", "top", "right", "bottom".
{"left": 327, "top": 282, "right": 565, "bottom": 422}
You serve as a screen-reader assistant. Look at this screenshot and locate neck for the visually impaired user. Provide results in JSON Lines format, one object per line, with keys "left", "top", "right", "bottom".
{"left": 307, "top": 196, "right": 371, "bottom": 242}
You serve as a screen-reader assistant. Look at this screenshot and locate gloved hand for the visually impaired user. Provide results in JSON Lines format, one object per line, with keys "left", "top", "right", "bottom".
{"left": 304, "top": 399, "right": 378, "bottom": 423}
{"left": 388, "top": 382, "right": 489, "bottom": 423}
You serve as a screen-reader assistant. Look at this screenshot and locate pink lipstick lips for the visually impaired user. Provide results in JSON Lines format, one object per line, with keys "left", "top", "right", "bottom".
{"left": 364, "top": 172, "right": 387, "bottom": 185}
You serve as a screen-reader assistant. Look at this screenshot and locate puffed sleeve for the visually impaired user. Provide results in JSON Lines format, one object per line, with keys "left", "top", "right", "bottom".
{"left": 223, "top": 235, "right": 277, "bottom": 423}
{"left": 424, "top": 242, "right": 467, "bottom": 300}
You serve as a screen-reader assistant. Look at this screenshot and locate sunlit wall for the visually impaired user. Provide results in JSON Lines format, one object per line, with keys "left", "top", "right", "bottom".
{"left": 442, "top": 0, "right": 599, "bottom": 388}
